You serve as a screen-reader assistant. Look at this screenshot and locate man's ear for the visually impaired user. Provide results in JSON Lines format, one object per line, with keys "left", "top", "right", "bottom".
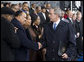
{"left": 54, "top": 14, "right": 57, "bottom": 18}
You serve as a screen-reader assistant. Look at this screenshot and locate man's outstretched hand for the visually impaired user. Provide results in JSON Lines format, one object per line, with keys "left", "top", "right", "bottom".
{"left": 62, "top": 53, "right": 68, "bottom": 59}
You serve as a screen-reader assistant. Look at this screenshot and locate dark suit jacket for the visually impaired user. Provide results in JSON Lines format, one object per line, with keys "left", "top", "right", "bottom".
{"left": 67, "top": 17, "right": 76, "bottom": 35}
{"left": 45, "top": 10, "right": 50, "bottom": 23}
{"left": 38, "top": 12, "right": 47, "bottom": 26}
{"left": 75, "top": 20, "right": 83, "bottom": 37}
{"left": 40, "top": 20, "right": 76, "bottom": 61}
{"left": 1, "top": 17, "right": 20, "bottom": 61}
{"left": 75, "top": 20, "right": 83, "bottom": 51}
{"left": 29, "top": 8, "right": 35, "bottom": 15}
{"left": 11, "top": 18, "right": 38, "bottom": 61}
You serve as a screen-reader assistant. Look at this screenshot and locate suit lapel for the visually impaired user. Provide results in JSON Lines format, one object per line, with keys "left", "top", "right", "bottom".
{"left": 41, "top": 13, "right": 46, "bottom": 20}
{"left": 55, "top": 20, "right": 64, "bottom": 32}
{"left": 48, "top": 20, "right": 65, "bottom": 34}
{"left": 49, "top": 22, "right": 54, "bottom": 32}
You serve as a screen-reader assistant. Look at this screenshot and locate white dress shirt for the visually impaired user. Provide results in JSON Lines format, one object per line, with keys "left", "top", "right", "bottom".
{"left": 69, "top": 18, "right": 73, "bottom": 23}
{"left": 42, "top": 12, "right": 46, "bottom": 20}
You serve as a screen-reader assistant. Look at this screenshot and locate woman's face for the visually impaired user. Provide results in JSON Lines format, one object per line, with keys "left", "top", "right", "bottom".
{"left": 27, "top": 16, "right": 32, "bottom": 26}
{"left": 35, "top": 16, "right": 40, "bottom": 25}
{"left": 26, "top": 15, "right": 31, "bottom": 26}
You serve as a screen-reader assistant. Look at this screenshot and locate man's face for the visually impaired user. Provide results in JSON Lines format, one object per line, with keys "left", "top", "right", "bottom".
{"left": 32, "top": 4, "right": 36, "bottom": 8}
{"left": 6, "top": 4, "right": 10, "bottom": 8}
{"left": 49, "top": 9, "right": 56, "bottom": 22}
{"left": 13, "top": 5, "right": 20, "bottom": 12}
{"left": 77, "top": 14, "right": 82, "bottom": 21}
{"left": 19, "top": 12, "right": 27, "bottom": 25}
{"left": 68, "top": 11, "right": 73, "bottom": 18}
{"left": 5, "top": 14, "right": 14, "bottom": 22}
{"left": 42, "top": 9, "right": 46, "bottom": 13}
{"left": 1, "top": 4, "right": 4, "bottom": 8}
{"left": 23, "top": 4, "right": 29, "bottom": 11}
{"left": 47, "top": 4, "right": 51, "bottom": 9}
{"left": 38, "top": 6, "right": 41, "bottom": 12}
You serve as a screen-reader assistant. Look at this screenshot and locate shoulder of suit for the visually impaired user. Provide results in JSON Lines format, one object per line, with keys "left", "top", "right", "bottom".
{"left": 11, "top": 18, "right": 24, "bottom": 30}
{"left": 38, "top": 12, "right": 42, "bottom": 14}
{"left": 60, "top": 20, "right": 70, "bottom": 26}
{"left": 61, "top": 20, "right": 69, "bottom": 23}
{"left": 42, "top": 22, "right": 50, "bottom": 28}
{"left": 1, "top": 17, "right": 12, "bottom": 26}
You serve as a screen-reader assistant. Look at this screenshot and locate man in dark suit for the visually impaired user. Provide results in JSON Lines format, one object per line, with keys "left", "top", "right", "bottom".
{"left": 1, "top": 7, "right": 20, "bottom": 61}
{"left": 38, "top": 6, "right": 47, "bottom": 27}
{"left": 40, "top": 8, "right": 76, "bottom": 61}
{"left": 46, "top": 3, "right": 51, "bottom": 13}
{"left": 29, "top": 3, "right": 36, "bottom": 15}
{"left": 75, "top": 11, "right": 83, "bottom": 60}
{"left": 11, "top": 4, "right": 20, "bottom": 12}
{"left": 45, "top": 3, "right": 51, "bottom": 23}
{"left": 11, "top": 11, "right": 42, "bottom": 61}
{"left": 21, "top": 2, "right": 29, "bottom": 14}
{"left": 66, "top": 10, "right": 73, "bottom": 24}
{"left": 66, "top": 10, "right": 76, "bottom": 38}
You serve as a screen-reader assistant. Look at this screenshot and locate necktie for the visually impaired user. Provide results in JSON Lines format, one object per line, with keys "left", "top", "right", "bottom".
{"left": 53, "top": 23, "right": 57, "bottom": 30}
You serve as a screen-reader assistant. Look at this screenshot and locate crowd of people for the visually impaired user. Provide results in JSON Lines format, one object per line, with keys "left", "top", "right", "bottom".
{"left": 1, "top": 2, "right": 83, "bottom": 61}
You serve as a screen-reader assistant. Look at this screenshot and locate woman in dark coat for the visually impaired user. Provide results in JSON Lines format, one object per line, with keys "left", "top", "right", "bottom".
{"left": 23, "top": 14, "right": 44, "bottom": 61}
{"left": 31, "top": 15, "right": 44, "bottom": 61}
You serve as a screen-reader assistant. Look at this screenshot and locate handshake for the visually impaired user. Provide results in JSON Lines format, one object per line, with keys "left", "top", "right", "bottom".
{"left": 38, "top": 42, "right": 42, "bottom": 49}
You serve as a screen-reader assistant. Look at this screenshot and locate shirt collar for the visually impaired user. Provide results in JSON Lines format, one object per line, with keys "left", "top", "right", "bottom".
{"left": 53, "top": 18, "right": 60, "bottom": 26}
{"left": 69, "top": 17, "right": 72, "bottom": 21}
{"left": 32, "top": 7, "right": 35, "bottom": 10}
{"left": 77, "top": 19, "right": 81, "bottom": 22}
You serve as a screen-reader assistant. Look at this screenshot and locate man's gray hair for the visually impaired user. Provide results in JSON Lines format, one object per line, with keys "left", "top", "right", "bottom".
{"left": 54, "top": 7, "right": 62, "bottom": 17}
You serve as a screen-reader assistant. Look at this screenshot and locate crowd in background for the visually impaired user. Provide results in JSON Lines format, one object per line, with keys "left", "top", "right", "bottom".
{"left": 1, "top": 2, "right": 83, "bottom": 61}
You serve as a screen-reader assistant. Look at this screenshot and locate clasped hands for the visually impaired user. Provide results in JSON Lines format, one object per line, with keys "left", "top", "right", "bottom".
{"left": 37, "top": 42, "right": 68, "bottom": 59}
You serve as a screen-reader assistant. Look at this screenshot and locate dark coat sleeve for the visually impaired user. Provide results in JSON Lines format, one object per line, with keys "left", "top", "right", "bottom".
{"left": 40, "top": 26, "right": 47, "bottom": 48}
{"left": 17, "top": 28, "right": 39, "bottom": 50}
{"left": 3, "top": 21, "right": 20, "bottom": 48}
{"left": 65, "top": 23, "right": 76, "bottom": 58}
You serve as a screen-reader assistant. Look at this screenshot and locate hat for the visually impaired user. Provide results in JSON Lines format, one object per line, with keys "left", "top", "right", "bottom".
{"left": 1, "top": 7, "right": 15, "bottom": 15}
